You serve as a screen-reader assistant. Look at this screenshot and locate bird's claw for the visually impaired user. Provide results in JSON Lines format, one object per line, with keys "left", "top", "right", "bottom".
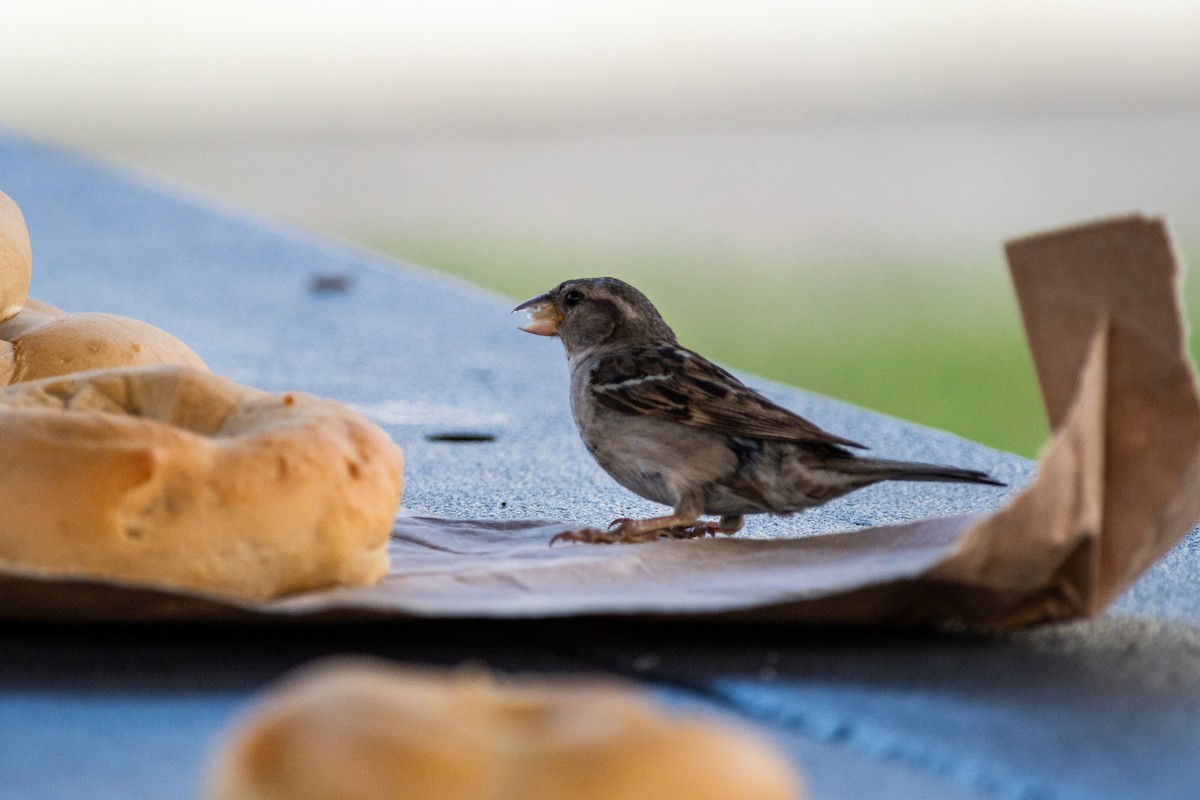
{"left": 550, "top": 519, "right": 720, "bottom": 545}
{"left": 662, "top": 522, "right": 721, "bottom": 539}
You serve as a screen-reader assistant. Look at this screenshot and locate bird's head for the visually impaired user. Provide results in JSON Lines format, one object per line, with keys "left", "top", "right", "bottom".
{"left": 513, "top": 277, "right": 676, "bottom": 356}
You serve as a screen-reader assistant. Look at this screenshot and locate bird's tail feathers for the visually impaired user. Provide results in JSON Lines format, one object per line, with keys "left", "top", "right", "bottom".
{"left": 847, "top": 457, "right": 1006, "bottom": 487}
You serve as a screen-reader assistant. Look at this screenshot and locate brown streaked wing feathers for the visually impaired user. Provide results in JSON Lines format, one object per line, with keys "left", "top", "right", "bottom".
{"left": 589, "top": 345, "right": 866, "bottom": 449}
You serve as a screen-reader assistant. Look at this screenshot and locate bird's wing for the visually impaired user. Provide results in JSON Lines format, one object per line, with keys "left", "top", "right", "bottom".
{"left": 589, "top": 345, "right": 866, "bottom": 448}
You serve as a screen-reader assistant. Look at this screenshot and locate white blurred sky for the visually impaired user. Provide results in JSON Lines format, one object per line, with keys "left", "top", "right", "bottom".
{"left": 2, "top": 1, "right": 1198, "bottom": 271}
{"left": 3, "top": 0, "right": 1199, "bottom": 147}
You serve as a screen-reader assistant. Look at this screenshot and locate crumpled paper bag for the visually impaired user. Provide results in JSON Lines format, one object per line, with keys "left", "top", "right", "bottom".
{"left": 2, "top": 215, "right": 1197, "bottom": 630}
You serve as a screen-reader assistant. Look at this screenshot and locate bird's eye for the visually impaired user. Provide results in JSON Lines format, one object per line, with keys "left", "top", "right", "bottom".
{"left": 563, "top": 289, "right": 584, "bottom": 307}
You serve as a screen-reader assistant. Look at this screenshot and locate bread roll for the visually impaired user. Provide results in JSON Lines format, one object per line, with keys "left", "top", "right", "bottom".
{"left": 0, "top": 365, "right": 403, "bottom": 599}
{"left": 205, "top": 659, "right": 803, "bottom": 800}
{"left": 0, "top": 189, "right": 32, "bottom": 323}
{"left": 0, "top": 299, "right": 209, "bottom": 386}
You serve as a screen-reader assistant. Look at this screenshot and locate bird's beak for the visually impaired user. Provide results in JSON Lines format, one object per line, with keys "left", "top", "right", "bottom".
{"left": 513, "top": 293, "right": 562, "bottom": 336}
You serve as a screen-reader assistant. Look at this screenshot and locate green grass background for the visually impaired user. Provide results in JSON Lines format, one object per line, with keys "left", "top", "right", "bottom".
{"left": 365, "top": 231, "right": 1199, "bottom": 459}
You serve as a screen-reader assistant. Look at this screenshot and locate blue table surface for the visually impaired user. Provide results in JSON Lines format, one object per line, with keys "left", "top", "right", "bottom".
{"left": 1, "top": 133, "right": 1198, "bottom": 800}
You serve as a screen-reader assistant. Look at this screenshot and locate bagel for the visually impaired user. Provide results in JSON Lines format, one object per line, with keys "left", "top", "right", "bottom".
{"left": 0, "top": 189, "right": 32, "bottom": 323}
{"left": 205, "top": 659, "right": 803, "bottom": 800}
{"left": 0, "top": 365, "right": 403, "bottom": 600}
{"left": 0, "top": 299, "right": 209, "bottom": 385}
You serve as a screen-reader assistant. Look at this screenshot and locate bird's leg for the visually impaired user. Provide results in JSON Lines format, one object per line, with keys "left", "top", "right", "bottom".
{"left": 552, "top": 510, "right": 711, "bottom": 545}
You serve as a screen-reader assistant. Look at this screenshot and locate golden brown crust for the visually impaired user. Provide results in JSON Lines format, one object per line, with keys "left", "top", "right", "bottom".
{"left": 0, "top": 366, "right": 403, "bottom": 599}
{"left": 0, "top": 302, "right": 208, "bottom": 386}
{"left": 205, "top": 660, "right": 803, "bottom": 800}
{"left": 0, "top": 190, "right": 32, "bottom": 324}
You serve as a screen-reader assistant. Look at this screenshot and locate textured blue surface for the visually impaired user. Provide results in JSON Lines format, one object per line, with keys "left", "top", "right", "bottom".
{"left": 1, "top": 132, "right": 1198, "bottom": 800}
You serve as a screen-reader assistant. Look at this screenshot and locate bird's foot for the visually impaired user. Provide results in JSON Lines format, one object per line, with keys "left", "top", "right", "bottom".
{"left": 550, "top": 517, "right": 719, "bottom": 545}
{"left": 608, "top": 518, "right": 720, "bottom": 541}
{"left": 660, "top": 522, "right": 721, "bottom": 539}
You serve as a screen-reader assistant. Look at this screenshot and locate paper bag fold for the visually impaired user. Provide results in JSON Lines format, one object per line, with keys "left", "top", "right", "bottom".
{"left": 1005, "top": 216, "right": 1200, "bottom": 615}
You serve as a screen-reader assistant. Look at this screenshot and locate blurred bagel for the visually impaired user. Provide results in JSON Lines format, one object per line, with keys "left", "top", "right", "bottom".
{"left": 1, "top": 298, "right": 209, "bottom": 386}
{"left": 205, "top": 659, "right": 803, "bottom": 800}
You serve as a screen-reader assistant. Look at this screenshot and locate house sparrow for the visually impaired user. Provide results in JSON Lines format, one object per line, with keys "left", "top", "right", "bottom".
{"left": 514, "top": 277, "right": 1004, "bottom": 544}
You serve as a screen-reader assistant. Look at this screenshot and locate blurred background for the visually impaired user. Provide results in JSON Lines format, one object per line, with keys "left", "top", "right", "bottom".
{"left": 3, "top": 0, "right": 1198, "bottom": 456}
